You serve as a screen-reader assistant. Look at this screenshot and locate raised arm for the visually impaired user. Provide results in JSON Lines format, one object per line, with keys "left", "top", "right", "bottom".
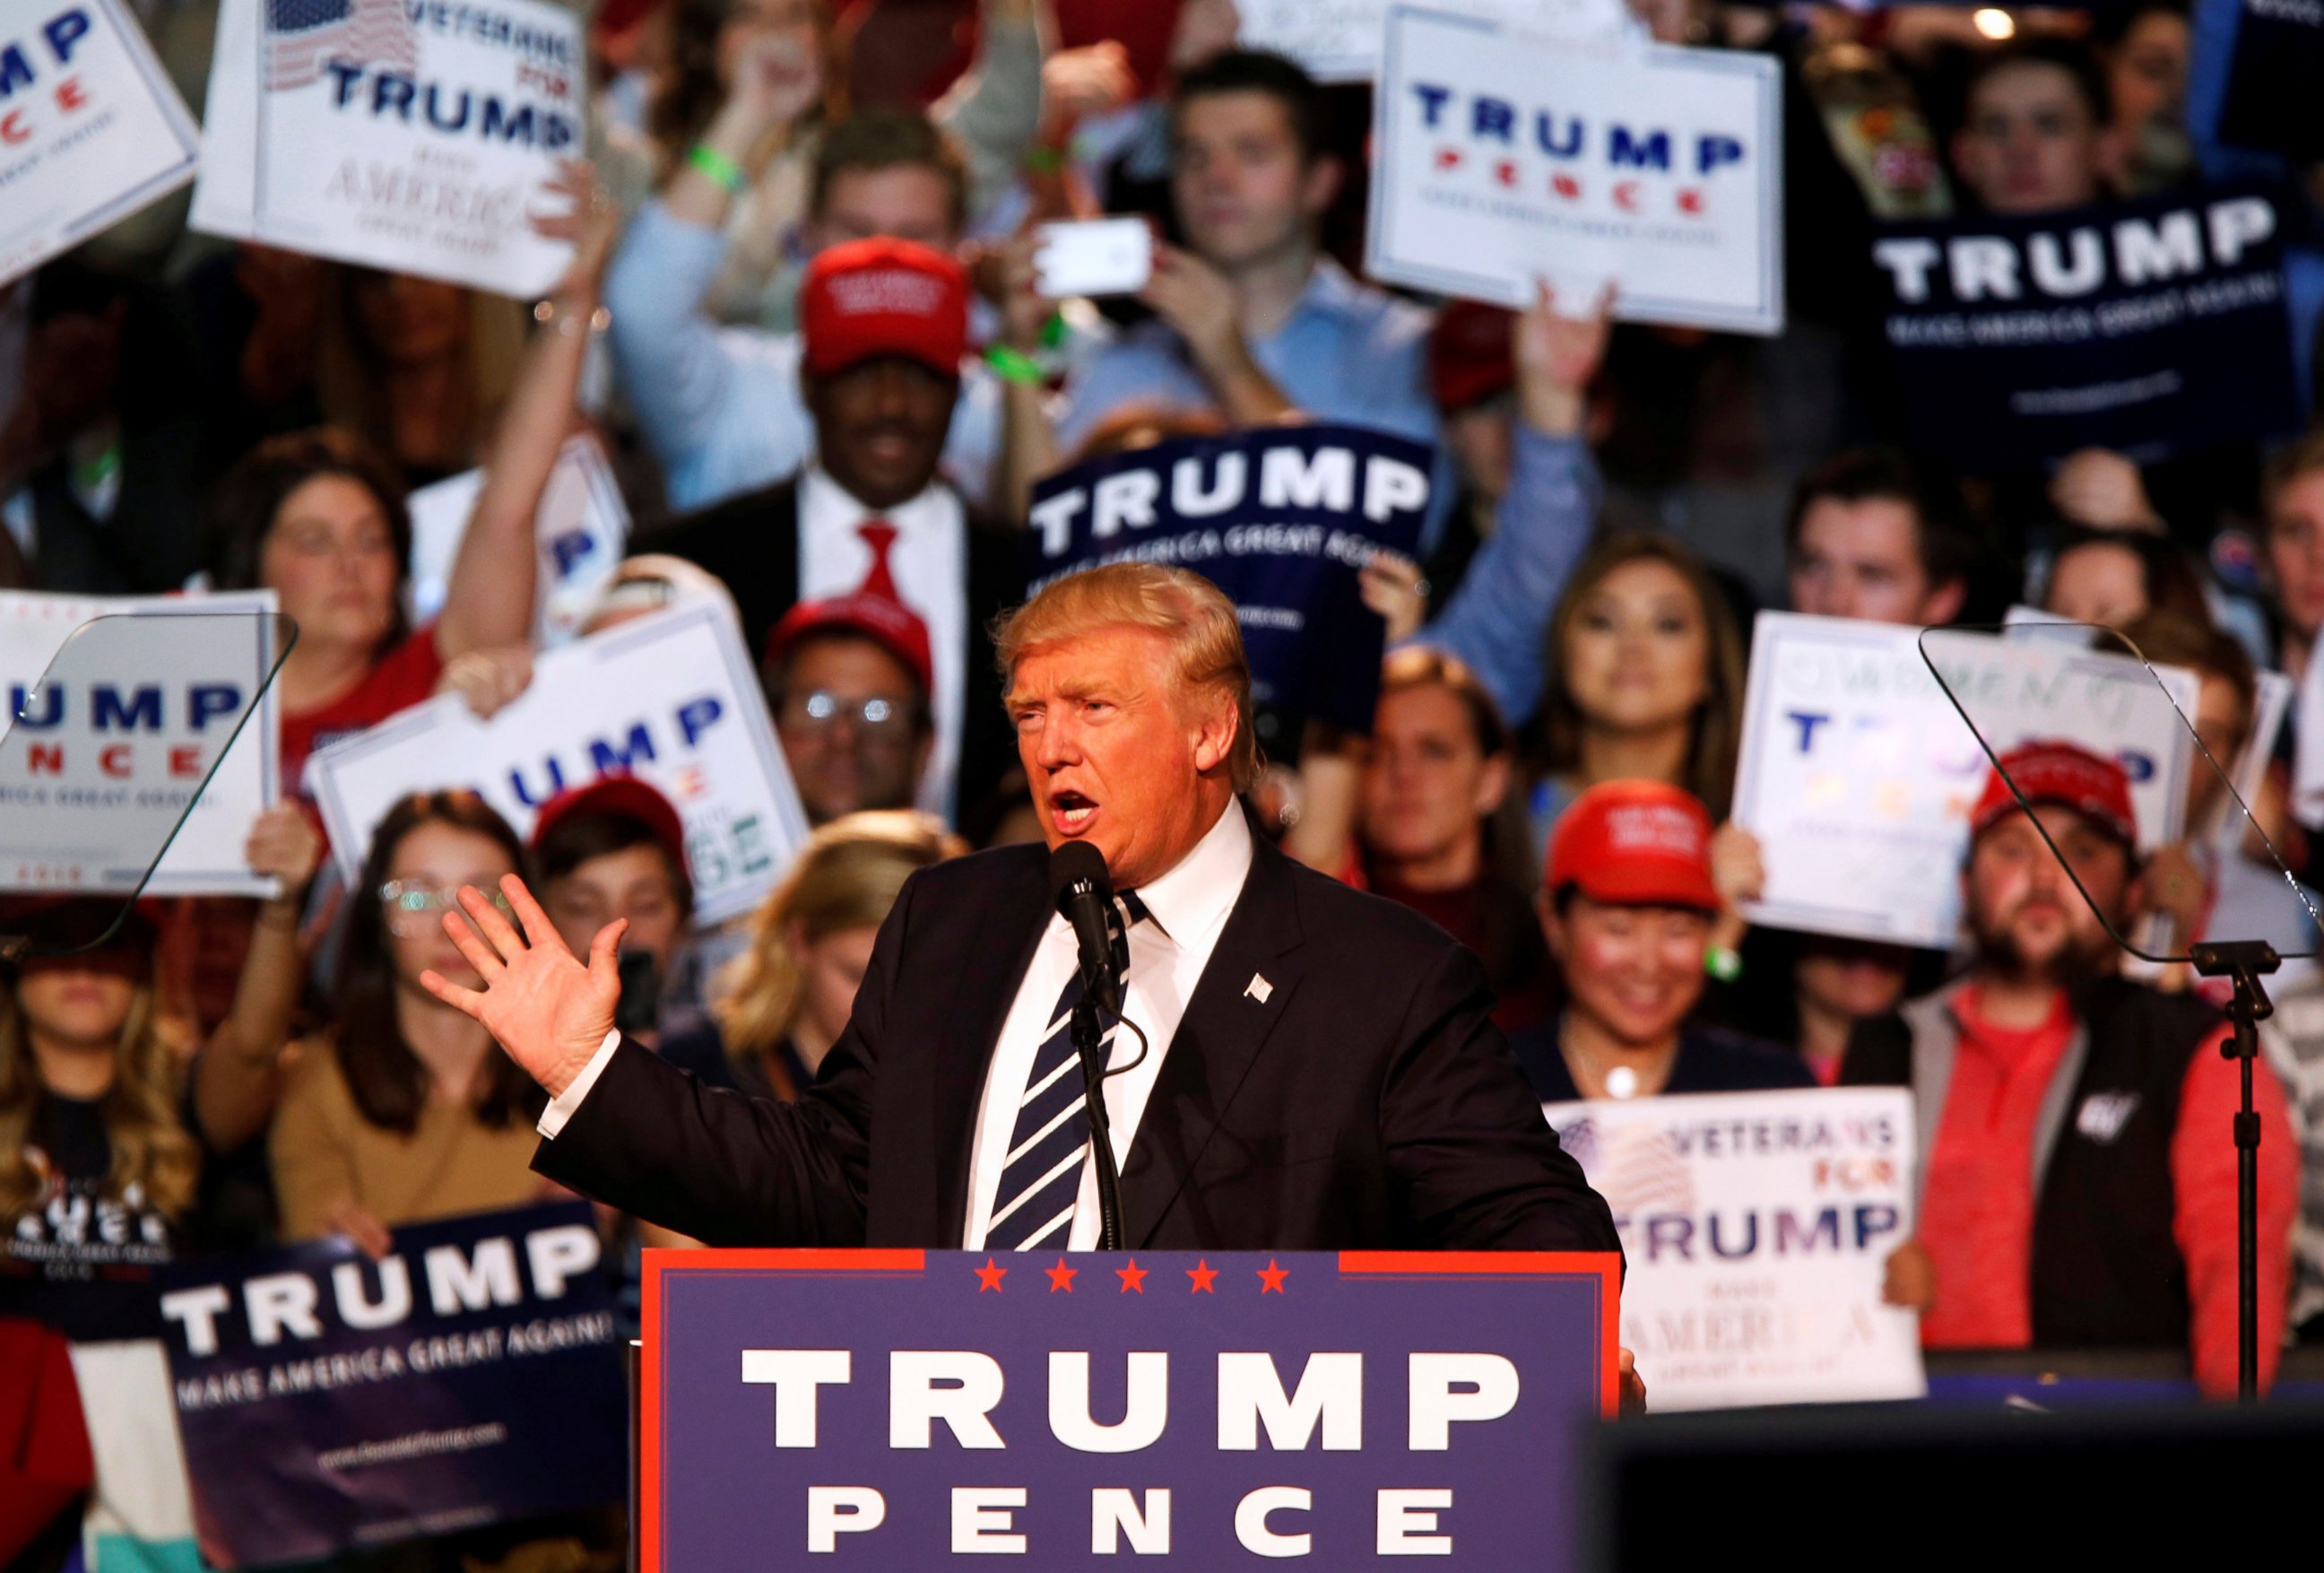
{"left": 932, "top": 0, "right": 1048, "bottom": 227}
{"left": 435, "top": 161, "right": 621, "bottom": 662}
{"left": 421, "top": 873, "right": 879, "bottom": 1245}
{"left": 1410, "top": 282, "right": 1609, "bottom": 730}
{"left": 191, "top": 805, "right": 325, "bottom": 1153}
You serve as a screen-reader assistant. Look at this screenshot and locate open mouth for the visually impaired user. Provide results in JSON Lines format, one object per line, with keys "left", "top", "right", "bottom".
{"left": 1051, "top": 790, "right": 1097, "bottom": 834}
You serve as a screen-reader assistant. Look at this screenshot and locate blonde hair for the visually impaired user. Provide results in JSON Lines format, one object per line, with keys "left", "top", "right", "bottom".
{"left": 993, "top": 563, "right": 1260, "bottom": 791}
{"left": 0, "top": 978, "right": 198, "bottom": 1226}
{"left": 714, "top": 813, "right": 962, "bottom": 1090}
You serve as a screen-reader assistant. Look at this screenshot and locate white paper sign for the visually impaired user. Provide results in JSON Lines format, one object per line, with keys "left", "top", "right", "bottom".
{"left": 1732, "top": 613, "right": 2198, "bottom": 949}
{"left": 1544, "top": 1087, "right": 1926, "bottom": 1410}
{"left": 1236, "top": 0, "right": 1628, "bottom": 83}
{"left": 304, "top": 601, "right": 807, "bottom": 924}
{"left": 1366, "top": 4, "right": 1782, "bottom": 335}
{"left": 0, "top": 0, "right": 202, "bottom": 286}
{"left": 404, "top": 435, "right": 629, "bottom": 647}
{"left": 190, "top": 0, "right": 579, "bottom": 297}
{"left": 0, "top": 590, "right": 281, "bottom": 896}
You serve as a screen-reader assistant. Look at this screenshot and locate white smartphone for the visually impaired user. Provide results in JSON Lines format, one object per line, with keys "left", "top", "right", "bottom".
{"left": 1035, "top": 218, "right": 1154, "bottom": 299}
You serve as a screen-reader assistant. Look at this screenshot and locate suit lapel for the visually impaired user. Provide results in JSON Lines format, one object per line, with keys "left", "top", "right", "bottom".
{"left": 1120, "top": 830, "right": 1308, "bottom": 1247}
{"left": 929, "top": 853, "right": 1053, "bottom": 1242}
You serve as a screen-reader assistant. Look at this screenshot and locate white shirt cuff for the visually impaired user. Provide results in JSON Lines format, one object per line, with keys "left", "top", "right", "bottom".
{"left": 537, "top": 1030, "right": 624, "bottom": 1138}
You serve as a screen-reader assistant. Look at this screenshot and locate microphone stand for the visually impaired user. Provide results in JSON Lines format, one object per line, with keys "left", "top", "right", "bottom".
{"left": 2189, "top": 938, "right": 2276, "bottom": 1404}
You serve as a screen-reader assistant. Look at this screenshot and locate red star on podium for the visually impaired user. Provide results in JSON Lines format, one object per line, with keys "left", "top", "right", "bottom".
{"left": 1256, "top": 1259, "right": 1289, "bottom": 1294}
{"left": 1116, "top": 1259, "right": 1148, "bottom": 1293}
{"left": 1046, "top": 1258, "right": 1078, "bottom": 1292}
{"left": 974, "top": 1257, "right": 1006, "bottom": 1292}
{"left": 1186, "top": 1259, "right": 1218, "bottom": 1294}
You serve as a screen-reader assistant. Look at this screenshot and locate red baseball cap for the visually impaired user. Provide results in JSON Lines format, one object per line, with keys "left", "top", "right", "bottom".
{"left": 766, "top": 591, "right": 935, "bottom": 698}
{"left": 799, "top": 239, "right": 968, "bottom": 378}
{"left": 528, "top": 775, "right": 689, "bottom": 881}
{"left": 1970, "top": 740, "right": 2138, "bottom": 849}
{"left": 1429, "top": 300, "right": 1516, "bottom": 414}
{"left": 1545, "top": 780, "right": 1721, "bottom": 911}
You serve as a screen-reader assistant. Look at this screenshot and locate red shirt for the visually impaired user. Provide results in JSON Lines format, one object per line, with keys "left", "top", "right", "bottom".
{"left": 278, "top": 627, "right": 445, "bottom": 800}
{"left": 1920, "top": 985, "right": 2299, "bottom": 1396}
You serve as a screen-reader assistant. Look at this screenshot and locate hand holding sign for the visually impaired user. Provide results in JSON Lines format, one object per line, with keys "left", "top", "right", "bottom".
{"left": 1514, "top": 279, "right": 1614, "bottom": 437}
{"left": 421, "top": 874, "right": 623, "bottom": 1099}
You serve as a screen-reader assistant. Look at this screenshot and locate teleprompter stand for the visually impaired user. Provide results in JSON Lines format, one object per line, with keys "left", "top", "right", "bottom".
{"left": 2188, "top": 938, "right": 2276, "bottom": 1404}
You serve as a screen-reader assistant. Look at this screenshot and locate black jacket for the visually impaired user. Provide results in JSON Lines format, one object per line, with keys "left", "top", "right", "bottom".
{"left": 629, "top": 475, "right": 1021, "bottom": 810}
{"left": 534, "top": 820, "right": 1621, "bottom": 1255}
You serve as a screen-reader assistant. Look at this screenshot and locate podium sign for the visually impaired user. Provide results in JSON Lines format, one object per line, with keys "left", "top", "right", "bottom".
{"left": 642, "top": 1249, "right": 1617, "bottom": 1567}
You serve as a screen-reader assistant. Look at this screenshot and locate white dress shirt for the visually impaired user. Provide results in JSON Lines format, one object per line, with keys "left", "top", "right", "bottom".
{"left": 539, "top": 804, "right": 1258, "bottom": 1256}
{"left": 794, "top": 465, "right": 967, "bottom": 819}
{"left": 960, "top": 804, "right": 1253, "bottom": 1250}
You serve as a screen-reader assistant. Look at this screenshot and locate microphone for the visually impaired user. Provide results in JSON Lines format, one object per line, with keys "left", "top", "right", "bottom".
{"left": 1050, "top": 840, "right": 1125, "bottom": 1016}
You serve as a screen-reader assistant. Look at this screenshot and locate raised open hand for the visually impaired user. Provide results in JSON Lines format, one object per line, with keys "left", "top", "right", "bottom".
{"left": 419, "top": 874, "right": 626, "bottom": 1099}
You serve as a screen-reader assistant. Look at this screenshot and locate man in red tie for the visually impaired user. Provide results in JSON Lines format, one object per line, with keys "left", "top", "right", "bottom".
{"left": 629, "top": 238, "right": 1022, "bottom": 819}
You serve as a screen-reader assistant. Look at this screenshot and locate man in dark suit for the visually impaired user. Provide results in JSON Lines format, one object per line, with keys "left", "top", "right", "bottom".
{"left": 629, "top": 237, "right": 1018, "bottom": 815}
{"left": 422, "top": 563, "right": 1620, "bottom": 1261}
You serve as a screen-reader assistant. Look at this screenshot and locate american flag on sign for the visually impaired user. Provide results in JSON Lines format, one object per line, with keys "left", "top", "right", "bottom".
{"left": 265, "top": 0, "right": 418, "bottom": 92}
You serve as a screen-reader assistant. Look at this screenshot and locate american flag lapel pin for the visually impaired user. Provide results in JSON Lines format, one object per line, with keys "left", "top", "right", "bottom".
{"left": 1244, "top": 973, "right": 1273, "bottom": 1004}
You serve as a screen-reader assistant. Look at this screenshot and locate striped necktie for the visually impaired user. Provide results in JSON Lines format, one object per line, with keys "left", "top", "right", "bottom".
{"left": 984, "top": 891, "right": 1149, "bottom": 1251}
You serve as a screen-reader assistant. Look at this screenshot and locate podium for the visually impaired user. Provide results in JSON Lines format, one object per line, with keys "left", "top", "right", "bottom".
{"left": 635, "top": 1248, "right": 1618, "bottom": 1568}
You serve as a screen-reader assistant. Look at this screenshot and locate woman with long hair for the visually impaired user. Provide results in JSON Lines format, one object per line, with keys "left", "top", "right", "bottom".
{"left": 0, "top": 810, "right": 320, "bottom": 1319}
{"left": 659, "top": 812, "right": 958, "bottom": 1099}
{"left": 269, "top": 793, "right": 551, "bottom": 1254}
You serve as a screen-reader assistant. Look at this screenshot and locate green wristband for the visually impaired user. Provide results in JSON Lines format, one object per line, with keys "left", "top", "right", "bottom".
{"left": 686, "top": 143, "right": 748, "bottom": 196}
{"left": 984, "top": 343, "right": 1045, "bottom": 387}
{"left": 1704, "top": 944, "right": 1743, "bottom": 984}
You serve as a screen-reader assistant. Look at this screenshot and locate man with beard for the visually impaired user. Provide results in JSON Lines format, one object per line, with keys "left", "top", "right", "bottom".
{"left": 1843, "top": 741, "right": 2299, "bottom": 1395}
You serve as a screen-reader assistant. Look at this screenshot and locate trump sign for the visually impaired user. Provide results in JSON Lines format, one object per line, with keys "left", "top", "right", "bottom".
{"left": 642, "top": 1249, "right": 1617, "bottom": 1568}
{"left": 1366, "top": 4, "right": 1782, "bottom": 334}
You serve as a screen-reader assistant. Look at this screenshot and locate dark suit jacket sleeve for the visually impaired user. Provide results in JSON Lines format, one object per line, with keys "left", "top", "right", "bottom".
{"left": 528, "top": 871, "right": 913, "bottom": 1246}
{"left": 1381, "top": 943, "right": 1622, "bottom": 1255}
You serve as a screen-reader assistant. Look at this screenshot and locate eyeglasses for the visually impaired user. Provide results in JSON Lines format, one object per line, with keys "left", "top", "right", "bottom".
{"left": 780, "top": 690, "right": 918, "bottom": 737}
{"left": 379, "top": 880, "right": 514, "bottom": 938}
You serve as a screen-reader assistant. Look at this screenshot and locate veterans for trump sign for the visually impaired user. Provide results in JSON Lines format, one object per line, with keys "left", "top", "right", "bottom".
{"left": 191, "top": 0, "right": 580, "bottom": 296}
{"left": 0, "top": 0, "right": 203, "bottom": 286}
{"left": 158, "top": 1204, "right": 626, "bottom": 1567}
{"left": 1236, "top": 0, "right": 1629, "bottom": 83}
{"left": 1366, "top": 4, "right": 1782, "bottom": 334}
{"left": 1731, "top": 614, "right": 2197, "bottom": 950}
{"left": 1543, "top": 1089, "right": 1924, "bottom": 1411}
{"left": 304, "top": 599, "right": 807, "bottom": 923}
{"left": 642, "top": 1249, "right": 1615, "bottom": 1569}
{"left": 1869, "top": 187, "right": 2302, "bottom": 467}
{"left": 1028, "top": 424, "right": 1431, "bottom": 734}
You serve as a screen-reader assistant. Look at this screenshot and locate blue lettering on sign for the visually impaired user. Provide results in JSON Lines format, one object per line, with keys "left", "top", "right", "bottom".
{"left": 547, "top": 529, "right": 594, "bottom": 578}
{"left": 325, "top": 61, "right": 576, "bottom": 150}
{"left": 43, "top": 8, "right": 88, "bottom": 64}
{"left": 1788, "top": 710, "right": 1829, "bottom": 752}
{"left": 677, "top": 697, "right": 723, "bottom": 748}
{"left": 189, "top": 685, "right": 243, "bottom": 731}
{"left": 588, "top": 724, "right": 655, "bottom": 774}
{"left": 10, "top": 684, "right": 60, "bottom": 728}
{"left": 92, "top": 685, "right": 163, "bottom": 733}
{"left": 1410, "top": 82, "right": 1452, "bottom": 129}
{"left": 0, "top": 46, "right": 31, "bottom": 99}
{"left": 2118, "top": 750, "right": 2155, "bottom": 784}
{"left": 1607, "top": 126, "right": 1670, "bottom": 171}
{"left": 1629, "top": 1205, "right": 1889, "bottom": 1263}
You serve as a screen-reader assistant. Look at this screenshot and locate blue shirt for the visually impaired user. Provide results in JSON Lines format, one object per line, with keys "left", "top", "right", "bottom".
{"left": 1409, "top": 427, "right": 1600, "bottom": 730}
{"left": 1054, "top": 256, "right": 1458, "bottom": 552}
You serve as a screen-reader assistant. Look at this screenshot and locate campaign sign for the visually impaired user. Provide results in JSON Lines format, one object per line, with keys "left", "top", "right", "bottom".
{"left": 1236, "top": 0, "right": 1627, "bottom": 83}
{"left": 156, "top": 1204, "right": 625, "bottom": 1567}
{"left": 642, "top": 1249, "right": 1616, "bottom": 1569}
{"left": 1869, "top": 187, "right": 2302, "bottom": 467}
{"left": 1028, "top": 424, "right": 1431, "bottom": 733}
{"left": 191, "top": 0, "right": 579, "bottom": 297}
{"left": 2217, "top": 0, "right": 2324, "bottom": 160}
{"left": 0, "top": 0, "right": 202, "bottom": 287}
{"left": 1367, "top": 5, "right": 1782, "bottom": 335}
{"left": 1731, "top": 614, "right": 2196, "bottom": 949}
{"left": 304, "top": 600, "right": 808, "bottom": 923}
{"left": 0, "top": 590, "right": 282, "bottom": 897}
{"left": 405, "top": 434, "right": 629, "bottom": 648}
{"left": 1543, "top": 1089, "right": 1924, "bottom": 1410}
